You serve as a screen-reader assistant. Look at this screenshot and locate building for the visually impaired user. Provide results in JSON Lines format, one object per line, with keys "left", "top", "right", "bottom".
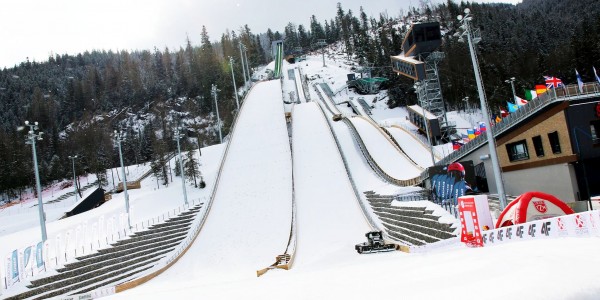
{"left": 433, "top": 82, "right": 600, "bottom": 203}
{"left": 407, "top": 104, "right": 441, "bottom": 145}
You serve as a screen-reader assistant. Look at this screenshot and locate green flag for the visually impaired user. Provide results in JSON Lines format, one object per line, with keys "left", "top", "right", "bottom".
{"left": 524, "top": 89, "right": 537, "bottom": 100}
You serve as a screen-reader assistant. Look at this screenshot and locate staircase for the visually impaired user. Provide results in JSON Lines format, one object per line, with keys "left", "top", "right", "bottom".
{"left": 364, "top": 191, "right": 456, "bottom": 246}
{"left": 32, "top": 180, "right": 99, "bottom": 206}
{"left": 3, "top": 203, "right": 203, "bottom": 300}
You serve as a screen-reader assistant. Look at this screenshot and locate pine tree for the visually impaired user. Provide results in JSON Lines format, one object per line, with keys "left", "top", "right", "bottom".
{"left": 184, "top": 150, "right": 200, "bottom": 188}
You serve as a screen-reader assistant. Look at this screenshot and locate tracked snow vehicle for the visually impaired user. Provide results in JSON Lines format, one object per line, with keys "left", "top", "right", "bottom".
{"left": 355, "top": 231, "right": 396, "bottom": 254}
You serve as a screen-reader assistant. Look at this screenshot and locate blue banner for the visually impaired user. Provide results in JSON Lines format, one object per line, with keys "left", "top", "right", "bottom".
{"left": 23, "top": 246, "right": 32, "bottom": 269}
{"left": 11, "top": 249, "right": 19, "bottom": 281}
{"left": 36, "top": 241, "right": 44, "bottom": 268}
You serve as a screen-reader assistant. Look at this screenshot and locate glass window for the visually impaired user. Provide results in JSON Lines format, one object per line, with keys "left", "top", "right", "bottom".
{"left": 532, "top": 135, "right": 544, "bottom": 157}
{"left": 506, "top": 140, "right": 529, "bottom": 162}
{"left": 548, "top": 131, "right": 561, "bottom": 154}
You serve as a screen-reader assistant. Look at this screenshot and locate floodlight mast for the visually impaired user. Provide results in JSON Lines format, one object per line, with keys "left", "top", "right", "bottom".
{"left": 457, "top": 8, "right": 507, "bottom": 209}
{"left": 24, "top": 121, "right": 48, "bottom": 241}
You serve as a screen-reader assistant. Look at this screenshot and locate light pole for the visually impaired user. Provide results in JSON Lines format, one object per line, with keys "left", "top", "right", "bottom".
{"left": 317, "top": 39, "right": 327, "bottom": 67}
{"left": 458, "top": 8, "right": 507, "bottom": 209}
{"left": 174, "top": 127, "right": 189, "bottom": 206}
{"left": 24, "top": 121, "right": 47, "bottom": 241}
{"left": 68, "top": 155, "right": 79, "bottom": 202}
{"left": 462, "top": 96, "right": 470, "bottom": 113}
{"left": 505, "top": 77, "right": 516, "bottom": 102}
{"left": 229, "top": 56, "right": 240, "bottom": 110}
{"left": 212, "top": 84, "right": 223, "bottom": 143}
{"left": 239, "top": 43, "right": 248, "bottom": 86}
{"left": 242, "top": 44, "right": 251, "bottom": 82}
{"left": 414, "top": 82, "right": 436, "bottom": 166}
{"left": 114, "top": 130, "right": 131, "bottom": 229}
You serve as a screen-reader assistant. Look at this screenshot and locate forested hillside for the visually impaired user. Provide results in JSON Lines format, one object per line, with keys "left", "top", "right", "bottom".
{"left": 0, "top": 0, "right": 599, "bottom": 202}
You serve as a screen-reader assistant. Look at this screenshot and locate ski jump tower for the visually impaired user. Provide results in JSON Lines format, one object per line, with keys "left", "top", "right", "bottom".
{"left": 391, "top": 22, "right": 453, "bottom": 144}
{"left": 272, "top": 40, "right": 284, "bottom": 79}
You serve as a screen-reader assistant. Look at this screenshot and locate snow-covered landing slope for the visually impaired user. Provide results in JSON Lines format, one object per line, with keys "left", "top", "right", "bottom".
{"left": 387, "top": 126, "right": 436, "bottom": 169}
{"left": 349, "top": 117, "right": 422, "bottom": 180}
{"left": 291, "top": 102, "right": 370, "bottom": 269}
{"left": 116, "top": 80, "right": 293, "bottom": 292}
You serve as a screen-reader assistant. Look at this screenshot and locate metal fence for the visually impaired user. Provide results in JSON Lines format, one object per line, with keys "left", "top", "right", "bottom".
{"left": 433, "top": 82, "right": 600, "bottom": 169}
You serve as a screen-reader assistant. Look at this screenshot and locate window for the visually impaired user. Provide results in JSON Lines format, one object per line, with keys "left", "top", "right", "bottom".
{"left": 591, "top": 120, "right": 600, "bottom": 145}
{"left": 548, "top": 131, "right": 561, "bottom": 154}
{"left": 506, "top": 140, "right": 529, "bottom": 162}
{"left": 532, "top": 135, "right": 544, "bottom": 157}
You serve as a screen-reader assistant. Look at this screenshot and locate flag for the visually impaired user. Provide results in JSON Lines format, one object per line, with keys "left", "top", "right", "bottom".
{"left": 495, "top": 115, "right": 502, "bottom": 124}
{"left": 544, "top": 76, "right": 564, "bottom": 89}
{"left": 467, "top": 129, "right": 475, "bottom": 139}
{"left": 524, "top": 89, "right": 537, "bottom": 100}
{"left": 507, "top": 101, "right": 519, "bottom": 113}
{"left": 535, "top": 85, "right": 548, "bottom": 94}
{"left": 479, "top": 122, "right": 487, "bottom": 132}
{"left": 594, "top": 66, "right": 600, "bottom": 85}
{"left": 474, "top": 127, "right": 481, "bottom": 136}
{"left": 515, "top": 96, "right": 528, "bottom": 106}
{"left": 575, "top": 69, "right": 584, "bottom": 93}
{"left": 461, "top": 133, "right": 470, "bottom": 143}
{"left": 452, "top": 140, "right": 462, "bottom": 150}
{"left": 500, "top": 109, "right": 508, "bottom": 118}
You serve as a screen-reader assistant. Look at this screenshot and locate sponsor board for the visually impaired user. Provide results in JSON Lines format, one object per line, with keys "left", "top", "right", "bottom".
{"left": 482, "top": 211, "right": 600, "bottom": 247}
{"left": 458, "top": 195, "right": 493, "bottom": 247}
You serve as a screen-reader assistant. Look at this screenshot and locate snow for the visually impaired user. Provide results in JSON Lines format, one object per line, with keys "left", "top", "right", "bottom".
{"left": 2, "top": 51, "right": 600, "bottom": 300}
{"left": 387, "top": 126, "right": 436, "bottom": 168}
{"left": 291, "top": 102, "right": 370, "bottom": 267}
{"left": 349, "top": 116, "right": 423, "bottom": 180}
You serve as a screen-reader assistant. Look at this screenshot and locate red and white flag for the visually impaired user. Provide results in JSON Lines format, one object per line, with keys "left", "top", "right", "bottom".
{"left": 515, "top": 96, "right": 528, "bottom": 106}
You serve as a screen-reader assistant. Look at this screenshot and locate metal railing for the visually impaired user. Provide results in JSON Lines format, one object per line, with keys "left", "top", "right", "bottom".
{"left": 433, "top": 82, "right": 600, "bottom": 169}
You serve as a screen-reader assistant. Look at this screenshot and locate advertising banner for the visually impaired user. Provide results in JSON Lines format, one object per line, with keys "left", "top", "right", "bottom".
{"left": 10, "top": 249, "right": 19, "bottom": 286}
{"left": 22, "top": 246, "right": 32, "bottom": 278}
{"left": 430, "top": 161, "right": 476, "bottom": 204}
{"left": 482, "top": 211, "right": 600, "bottom": 247}
{"left": 458, "top": 195, "right": 494, "bottom": 247}
{"left": 36, "top": 241, "right": 45, "bottom": 274}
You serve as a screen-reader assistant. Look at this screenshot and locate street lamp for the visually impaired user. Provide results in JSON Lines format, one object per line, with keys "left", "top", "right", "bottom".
{"left": 212, "top": 84, "right": 223, "bottom": 143}
{"left": 114, "top": 130, "right": 131, "bottom": 229}
{"left": 317, "top": 39, "right": 327, "bottom": 67}
{"left": 457, "top": 8, "right": 507, "bottom": 209}
{"left": 174, "top": 127, "right": 189, "bottom": 206}
{"left": 24, "top": 121, "right": 47, "bottom": 241}
{"left": 462, "top": 96, "right": 470, "bottom": 113}
{"left": 414, "top": 82, "right": 436, "bottom": 166}
{"left": 229, "top": 57, "right": 240, "bottom": 110}
{"left": 68, "top": 155, "right": 79, "bottom": 202}
{"left": 505, "top": 77, "right": 516, "bottom": 102}
{"left": 242, "top": 44, "right": 251, "bottom": 82}
{"left": 239, "top": 43, "right": 248, "bottom": 86}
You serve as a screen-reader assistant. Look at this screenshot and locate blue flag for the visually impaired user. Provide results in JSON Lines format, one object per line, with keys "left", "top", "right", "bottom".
{"left": 507, "top": 101, "right": 519, "bottom": 113}
{"left": 576, "top": 69, "right": 584, "bottom": 93}
{"left": 594, "top": 66, "right": 600, "bottom": 85}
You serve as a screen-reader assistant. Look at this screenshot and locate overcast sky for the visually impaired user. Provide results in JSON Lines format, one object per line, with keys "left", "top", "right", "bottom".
{"left": 0, "top": 0, "right": 521, "bottom": 69}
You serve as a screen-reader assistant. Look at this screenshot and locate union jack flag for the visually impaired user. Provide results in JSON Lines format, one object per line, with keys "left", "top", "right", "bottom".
{"left": 544, "top": 76, "right": 563, "bottom": 89}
